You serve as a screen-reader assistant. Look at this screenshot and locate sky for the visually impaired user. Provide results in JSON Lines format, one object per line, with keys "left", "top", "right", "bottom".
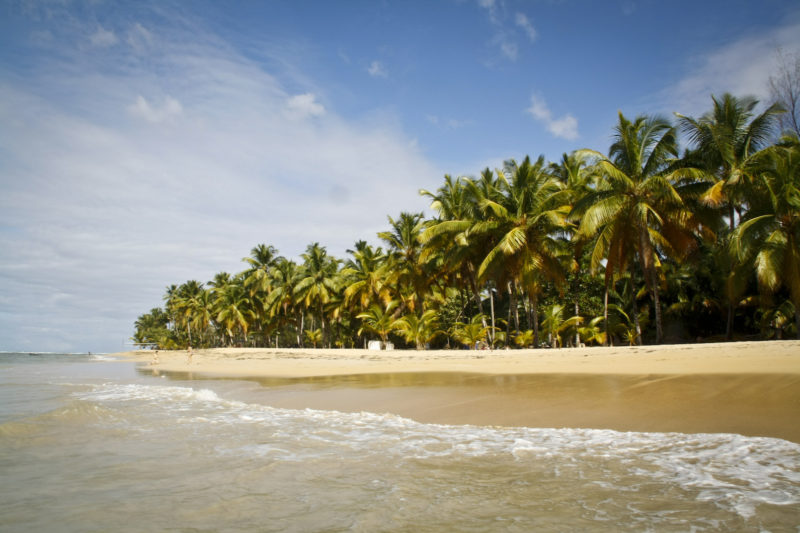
{"left": 1, "top": 0, "right": 799, "bottom": 353}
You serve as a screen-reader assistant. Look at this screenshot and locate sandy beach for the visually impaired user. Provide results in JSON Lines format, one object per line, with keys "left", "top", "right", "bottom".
{"left": 117, "top": 341, "right": 800, "bottom": 442}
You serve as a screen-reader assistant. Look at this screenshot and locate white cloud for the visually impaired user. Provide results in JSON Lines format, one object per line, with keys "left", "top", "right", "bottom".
{"left": 0, "top": 12, "right": 439, "bottom": 352}
{"left": 526, "top": 94, "right": 579, "bottom": 140}
{"left": 655, "top": 18, "right": 800, "bottom": 117}
{"left": 515, "top": 13, "right": 537, "bottom": 42}
{"left": 500, "top": 40, "right": 518, "bottom": 61}
{"left": 367, "top": 60, "right": 388, "bottom": 78}
{"left": 127, "top": 22, "right": 154, "bottom": 52}
{"left": 129, "top": 95, "right": 183, "bottom": 123}
{"left": 286, "top": 93, "right": 326, "bottom": 118}
{"left": 478, "top": 2, "right": 538, "bottom": 62}
{"left": 89, "top": 26, "right": 118, "bottom": 47}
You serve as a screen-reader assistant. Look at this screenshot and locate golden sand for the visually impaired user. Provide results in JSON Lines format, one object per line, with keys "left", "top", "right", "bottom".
{"left": 116, "top": 341, "right": 800, "bottom": 442}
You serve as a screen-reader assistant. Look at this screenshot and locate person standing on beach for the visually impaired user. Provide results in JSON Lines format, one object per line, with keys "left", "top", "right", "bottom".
{"left": 151, "top": 350, "right": 159, "bottom": 365}
{"left": 186, "top": 346, "right": 193, "bottom": 365}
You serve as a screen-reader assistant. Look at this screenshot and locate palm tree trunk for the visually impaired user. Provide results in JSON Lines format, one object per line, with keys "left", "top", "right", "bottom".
{"left": 603, "top": 272, "right": 611, "bottom": 347}
{"left": 511, "top": 281, "right": 521, "bottom": 333}
{"left": 651, "top": 269, "right": 663, "bottom": 344}
{"left": 574, "top": 300, "right": 580, "bottom": 347}
{"left": 489, "top": 286, "right": 496, "bottom": 348}
{"left": 298, "top": 312, "right": 304, "bottom": 347}
{"left": 506, "top": 282, "right": 513, "bottom": 346}
{"left": 632, "top": 301, "right": 642, "bottom": 346}
{"left": 796, "top": 305, "right": 800, "bottom": 341}
{"left": 468, "top": 266, "right": 486, "bottom": 327}
{"left": 531, "top": 293, "right": 540, "bottom": 348}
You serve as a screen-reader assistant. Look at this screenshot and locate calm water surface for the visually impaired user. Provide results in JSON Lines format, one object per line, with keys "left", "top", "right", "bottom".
{"left": 1, "top": 352, "right": 798, "bottom": 532}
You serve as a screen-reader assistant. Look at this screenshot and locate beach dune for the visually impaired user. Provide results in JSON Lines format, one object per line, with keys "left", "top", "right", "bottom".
{"left": 118, "top": 341, "right": 800, "bottom": 443}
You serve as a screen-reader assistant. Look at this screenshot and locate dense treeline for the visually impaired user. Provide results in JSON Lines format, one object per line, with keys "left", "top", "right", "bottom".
{"left": 133, "top": 93, "right": 800, "bottom": 349}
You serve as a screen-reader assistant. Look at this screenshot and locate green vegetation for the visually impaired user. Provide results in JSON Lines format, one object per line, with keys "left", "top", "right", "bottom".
{"left": 133, "top": 93, "right": 800, "bottom": 349}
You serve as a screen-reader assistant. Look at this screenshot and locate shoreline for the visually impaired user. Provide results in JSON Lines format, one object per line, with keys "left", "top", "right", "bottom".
{"left": 114, "top": 340, "right": 800, "bottom": 378}
{"left": 115, "top": 341, "right": 800, "bottom": 443}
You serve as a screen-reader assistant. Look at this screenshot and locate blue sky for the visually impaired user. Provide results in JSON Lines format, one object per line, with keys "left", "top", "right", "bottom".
{"left": 1, "top": 0, "right": 799, "bottom": 352}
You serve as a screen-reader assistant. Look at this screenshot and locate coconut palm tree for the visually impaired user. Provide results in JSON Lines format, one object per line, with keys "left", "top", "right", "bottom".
{"left": 450, "top": 314, "right": 490, "bottom": 349}
{"left": 676, "top": 93, "right": 783, "bottom": 232}
{"left": 357, "top": 301, "right": 400, "bottom": 349}
{"left": 394, "top": 309, "right": 443, "bottom": 350}
{"left": 473, "top": 155, "right": 568, "bottom": 343}
{"left": 420, "top": 174, "right": 492, "bottom": 330}
{"left": 341, "top": 240, "right": 389, "bottom": 311}
{"left": 295, "top": 243, "right": 340, "bottom": 347}
{"left": 731, "top": 137, "right": 800, "bottom": 338}
{"left": 575, "top": 113, "right": 698, "bottom": 344}
{"left": 215, "top": 281, "right": 255, "bottom": 345}
{"left": 676, "top": 94, "right": 784, "bottom": 339}
{"left": 378, "top": 212, "right": 430, "bottom": 313}
{"left": 264, "top": 257, "right": 303, "bottom": 346}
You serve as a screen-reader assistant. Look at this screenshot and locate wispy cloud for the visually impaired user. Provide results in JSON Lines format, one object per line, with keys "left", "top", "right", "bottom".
{"left": 285, "top": 93, "right": 326, "bottom": 118}
{"left": 515, "top": 13, "right": 537, "bottom": 42}
{"left": 89, "top": 26, "right": 118, "bottom": 47}
{"left": 367, "top": 60, "right": 388, "bottom": 78}
{"left": 0, "top": 7, "right": 438, "bottom": 351}
{"left": 129, "top": 95, "right": 183, "bottom": 123}
{"left": 477, "top": 0, "right": 536, "bottom": 61}
{"left": 653, "top": 17, "right": 800, "bottom": 117}
{"left": 526, "top": 94, "right": 579, "bottom": 140}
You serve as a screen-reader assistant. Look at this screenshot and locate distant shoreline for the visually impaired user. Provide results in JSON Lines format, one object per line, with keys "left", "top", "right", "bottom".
{"left": 114, "top": 340, "right": 800, "bottom": 378}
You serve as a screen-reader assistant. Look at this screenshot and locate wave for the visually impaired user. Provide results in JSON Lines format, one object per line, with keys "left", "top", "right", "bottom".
{"left": 74, "top": 382, "right": 800, "bottom": 520}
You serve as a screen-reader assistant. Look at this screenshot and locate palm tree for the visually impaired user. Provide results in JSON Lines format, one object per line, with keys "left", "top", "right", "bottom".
{"left": 295, "top": 243, "right": 340, "bottom": 347}
{"left": 378, "top": 212, "right": 431, "bottom": 314}
{"left": 575, "top": 113, "right": 697, "bottom": 344}
{"left": 677, "top": 94, "right": 783, "bottom": 339}
{"left": 731, "top": 137, "right": 800, "bottom": 338}
{"left": 357, "top": 301, "right": 400, "bottom": 349}
{"left": 676, "top": 93, "right": 783, "bottom": 231}
{"left": 540, "top": 303, "right": 583, "bottom": 348}
{"left": 242, "top": 244, "right": 280, "bottom": 295}
{"left": 473, "top": 155, "right": 568, "bottom": 344}
{"left": 450, "top": 314, "right": 490, "bottom": 349}
{"left": 395, "top": 309, "right": 443, "bottom": 350}
{"left": 263, "top": 258, "right": 303, "bottom": 346}
{"left": 341, "top": 240, "right": 389, "bottom": 311}
{"left": 215, "top": 282, "right": 255, "bottom": 345}
{"left": 420, "top": 174, "right": 492, "bottom": 331}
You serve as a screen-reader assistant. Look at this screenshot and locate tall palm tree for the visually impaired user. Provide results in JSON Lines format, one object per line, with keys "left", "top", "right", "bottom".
{"left": 295, "top": 243, "right": 340, "bottom": 347}
{"left": 215, "top": 281, "right": 255, "bottom": 345}
{"left": 378, "top": 212, "right": 430, "bottom": 313}
{"left": 264, "top": 257, "right": 302, "bottom": 346}
{"left": 575, "top": 113, "right": 697, "bottom": 344}
{"left": 676, "top": 93, "right": 783, "bottom": 338}
{"left": 341, "top": 240, "right": 389, "bottom": 312}
{"left": 731, "top": 137, "right": 800, "bottom": 338}
{"left": 473, "top": 155, "right": 568, "bottom": 344}
{"left": 420, "top": 174, "right": 491, "bottom": 328}
{"left": 242, "top": 244, "right": 280, "bottom": 298}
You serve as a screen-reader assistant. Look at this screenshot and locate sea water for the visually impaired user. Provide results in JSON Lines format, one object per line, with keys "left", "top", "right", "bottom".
{"left": 1, "top": 352, "right": 798, "bottom": 532}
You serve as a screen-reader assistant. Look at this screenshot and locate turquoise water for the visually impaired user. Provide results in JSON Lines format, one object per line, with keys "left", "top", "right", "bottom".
{"left": 1, "top": 352, "right": 799, "bottom": 532}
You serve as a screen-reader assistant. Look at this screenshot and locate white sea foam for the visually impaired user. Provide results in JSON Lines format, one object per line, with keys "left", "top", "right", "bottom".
{"left": 76, "top": 382, "right": 800, "bottom": 520}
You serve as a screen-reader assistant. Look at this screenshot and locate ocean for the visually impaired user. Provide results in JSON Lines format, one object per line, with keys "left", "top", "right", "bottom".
{"left": 1, "top": 352, "right": 798, "bottom": 532}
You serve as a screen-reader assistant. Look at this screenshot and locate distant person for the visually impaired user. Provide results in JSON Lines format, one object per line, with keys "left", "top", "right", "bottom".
{"left": 186, "top": 346, "right": 193, "bottom": 365}
{"left": 151, "top": 350, "right": 159, "bottom": 365}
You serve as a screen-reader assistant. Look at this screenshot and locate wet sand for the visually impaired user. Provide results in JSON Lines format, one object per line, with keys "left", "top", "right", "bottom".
{"left": 119, "top": 341, "right": 800, "bottom": 442}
